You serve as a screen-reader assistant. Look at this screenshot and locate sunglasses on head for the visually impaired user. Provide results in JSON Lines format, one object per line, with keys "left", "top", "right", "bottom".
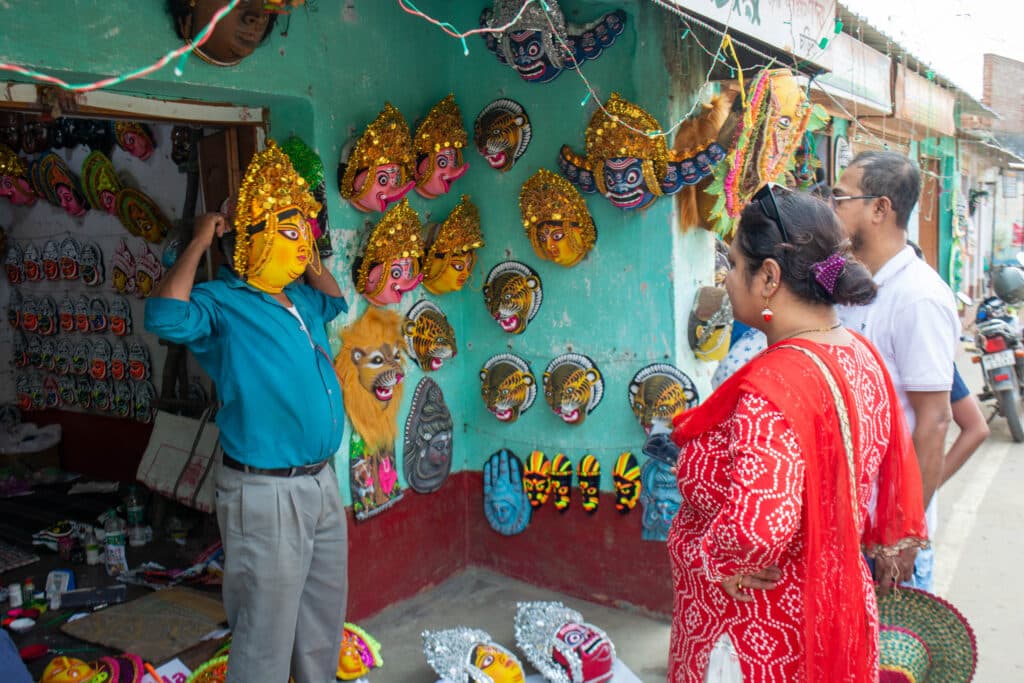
{"left": 752, "top": 183, "right": 793, "bottom": 244}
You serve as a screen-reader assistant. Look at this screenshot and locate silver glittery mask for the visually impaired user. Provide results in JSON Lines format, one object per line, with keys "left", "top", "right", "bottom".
{"left": 513, "top": 601, "right": 616, "bottom": 683}
{"left": 422, "top": 627, "right": 525, "bottom": 683}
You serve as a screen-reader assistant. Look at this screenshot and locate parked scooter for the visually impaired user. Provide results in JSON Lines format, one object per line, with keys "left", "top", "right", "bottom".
{"left": 972, "top": 261, "right": 1024, "bottom": 442}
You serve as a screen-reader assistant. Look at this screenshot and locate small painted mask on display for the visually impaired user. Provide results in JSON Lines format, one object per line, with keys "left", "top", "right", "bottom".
{"left": 58, "top": 293, "right": 75, "bottom": 333}
{"left": 0, "top": 115, "right": 21, "bottom": 152}
{"left": 688, "top": 285, "right": 733, "bottom": 362}
{"left": 576, "top": 454, "right": 601, "bottom": 514}
{"left": 109, "top": 296, "right": 132, "bottom": 336}
{"left": 523, "top": 450, "right": 551, "bottom": 508}
{"left": 57, "top": 376, "right": 76, "bottom": 406}
{"left": 42, "top": 240, "right": 61, "bottom": 281}
{"left": 8, "top": 289, "right": 22, "bottom": 329}
{"left": 26, "top": 335, "right": 42, "bottom": 368}
{"left": 55, "top": 339, "right": 73, "bottom": 375}
{"left": 402, "top": 300, "right": 456, "bottom": 372}
{"left": 402, "top": 377, "right": 454, "bottom": 494}
{"left": 480, "top": 353, "right": 536, "bottom": 423}
{"left": 21, "top": 297, "right": 39, "bottom": 333}
{"left": 353, "top": 199, "right": 423, "bottom": 306}
{"left": 483, "top": 448, "right": 532, "bottom": 536}
{"left": 0, "top": 144, "right": 38, "bottom": 206}
{"left": 112, "top": 381, "right": 133, "bottom": 418}
{"left": 170, "top": 126, "right": 194, "bottom": 166}
{"left": 639, "top": 459, "right": 682, "bottom": 541}
{"left": 88, "top": 297, "right": 109, "bottom": 334}
{"left": 520, "top": 169, "right": 597, "bottom": 268}
{"left": 514, "top": 602, "right": 617, "bottom": 683}
{"left": 59, "top": 236, "right": 81, "bottom": 281}
{"left": 71, "top": 341, "right": 90, "bottom": 376}
{"left": 40, "top": 338, "right": 56, "bottom": 371}
{"left": 20, "top": 117, "right": 52, "bottom": 155}
{"left": 15, "top": 375, "right": 31, "bottom": 411}
{"left": 133, "top": 244, "right": 163, "bottom": 298}
{"left": 22, "top": 242, "right": 43, "bottom": 282}
{"left": 5, "top": 242, "right": 24, "bottom": 285}
{"left": 111, "top": 240, "right": 135, "bottom": 295}
{"left": 110, "top": 341, "right": 128, "bottom": 381}
{"left": 552, "top": 621, "right": 616, "bottom": 683}
{"left": 113, "top": 121, "right": 155, "bottom": 160}
{"left": 91, "top": 378, "right": 112, "bottom": 412}
{"left": 628, "top": 363, "right": 699, "bottom": 435}
{"left": 482, "top": 261, "right": 542, "bottom": 335}
{"left": 549, "top": 453, "right": 573, "bottom": 512}
{"left": 128, "top": 340, "right": 151, "bottom": 381}
{"left": 40, "top": 655, "right": 97, "bottom": 683}
{"left": 474, "top": 644, "right": 526, "bottom": 683}
{"left": 421, "top": 195, "right": 483, "bottom": 295}
{"left": 81, "top": 151, "right": 123, "bottom": 214}
{"left": 115, "top": 187, "right": 171, "bottom": 243}
{"left": 174, "top": 0, "right": 275, "bottom": 67}
{"left": 30, "top": 376, "right": 48, "bottom": 409}
{"left": 79, "top": 241, "right": 105, "bottom": 287}
{"left": 473, "top": 98, "right": 531, "bottom": 172}
{"left": 336, "top": 623, "right": 384, "bottom": 681}
{"left": 423, "top": 629, "right": 525, "bottom": 683}
{"left": 12, "top": 332, "right": 27, "bottom": 368}
{"left": 413, "top": 95, "right": 470, "bottom": 199}
{"left": 133, "top": 380, "right": 157, "bottom": 423}
{"left": 542, "top": 354, "right": 604, "bottom": 426}
{"left": 74, "top": 295, "right": 91, "bottom": 333}
{"left": 612, "top": 452, "right": 641, "bottom": 513}
{"left": 339, "top": 103, "right": 415, "bottom": 213}
{"left": 75, "top": 375, "right": 93, "bottom": 408}
{"left": 31, "top": 152, "right": 90, "bottom": 217}
{"left": 37, "top": 296, "right": 57, "bottom": 336}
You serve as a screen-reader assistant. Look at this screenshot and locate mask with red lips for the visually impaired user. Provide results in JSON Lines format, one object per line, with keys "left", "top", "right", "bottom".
{"left": 483, "top": 261, "right": 543, "bottom": 335}
{"left": 480, "top": 353, "right": 536, "bottom": 424}
{"left": 339, "top": 103, "right": 415, "bottom": 214}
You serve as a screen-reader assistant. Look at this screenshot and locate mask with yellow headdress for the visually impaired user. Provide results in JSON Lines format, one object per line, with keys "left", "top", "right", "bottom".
{"left": 558, "top": 93, "right": 726, "bottom": 211}
{"left": 421, "top": 195, "right": 483, "bottom": 295}
{"left": 353, "top": 198, "right": 423, "bottom": 306}
{"left": 0, "top": 143, "right": 38, "bottom": 206}
{"left": 232, "top": 140, "right": 322, "bottom": 294}
{"left": 81, "top": 151, "right": 124, "bottom": 215}
{"left": 339, "top": 103, "right": 416, "bottom": 213}
{"left": 30, "top": 152, "right": 91, "bottom": 217}
{"left": 114, "top": 121, "right": 155, "bottom": 161}
{"left": 520, "top": 168, "right": 596, "bottom": 268}
{"left": 413, "top": 94, "right": 470, "bottom": 199}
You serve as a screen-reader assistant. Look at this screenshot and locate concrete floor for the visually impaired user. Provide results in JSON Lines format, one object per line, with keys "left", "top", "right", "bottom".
{"left": 361, "top": 567, "right": 671, "bottom": 683}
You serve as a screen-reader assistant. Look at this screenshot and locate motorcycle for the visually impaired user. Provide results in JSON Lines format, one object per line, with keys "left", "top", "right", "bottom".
{"left": 972, "top": 262, "right": 1024, "bottom": 442}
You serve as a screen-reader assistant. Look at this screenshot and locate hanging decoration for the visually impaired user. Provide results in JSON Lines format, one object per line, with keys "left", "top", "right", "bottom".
{"left": 576, "top": 454, "right": 600, "bottom": 514}
{"left": 113, "top": 121, "right": 156, "bottom": 161}
{"left": 111, "top": 240, "right": 136, "bottom": 295}
{"left": 115, "top": 187, "right": 172, "bottom": 243}
{"left": 110, "top": 341, "right": 128, "bottom": 381}
{"left": 281, "top": 135, "right": 334, "bottom": 258}
{"left": 413, "top": 94, "right": 470, "bottom": 199}
{"left": 30, "top": 152, "right": 91, "bottom": 217}
{"left": 134, "top": 244, "right": 164, "bottom": 298}
{"left": 688, "top": 285, "right": 732, "bottom": 361}
{"left": 542, "top": 353, "right": 603, "bottom": 426}
{"left": 0, "top": 143, "right": 38, "bottom": 206}
{"left": 109, "top": 296, "right": 133, "bottom": 337}
{"left": 402, "top": 300, "right": 456, "bottom": 372}
{"left": 128, "top": 340, "right": 151, "bottom": 381}
{"left": 171, "top": 0, "right": 276, "bottom": 68}
{"left": 59, "top": 236, "right": 80, "bottom": 281}
{"left": 421, "top": 194, "right": 484, "bottom": 295}
{"left": 349, "top": 432, "right": 404, "bottom": 521}
{"left": 334, "top": 307, "right": 407, "bottom": 451}
{"left": 482, "top": 261, "right": 542, "bottom": 335}
{"left": 514, "top": 601, "right": 616, "bottom": 683}
{"left": 559, "top": 93, "right": 726, "bottom": 211}
{"left": 90, "top": 338, "right": 111, "bottom": 380}
{"left": 480, "top": 353, "right": 536, "bottom": 424}
{"left": 520, "top": 168, "right": 596, "bottom": 268}
{"left": 4, "top": 242, "right": 24, "bottom": 285}
{"left": 79, "top": 241, "right": 105, "bottom": 287}
{"left": 22, "top": 242, "right": 43, "bottom": 282}
{"left": 42, "top": 240, "right": 60, "bottom": 281}
{"left": 337, "top": 622, "right": 384, "bottom": 681}
{"left": 37, "top": 295, "right": 57, "bottom": 336}
{"left": 88, "top": 297, "right": 109, "bottom": 333}
{"left": 523, "top": 450, "right": 552, "bottom": 509}
{"left": 353, "top": 199, "right": 424, "bottom": 306}
{"left": 20, "top": 118, "right": 52, "bottom": 155}
{"left": 339, "top": 102, "right": 416, "bottom": 213}
{"left": 612, "top": 452, "right": 641, "bottom": 513}
{"left": 483, "top": 448, "right": 532, "bottom": 536}
{"left": 402, "top": 377, "right": 454, "bottom": 494}
{"left": 9, "top": 289, "right": 23, "bottom": 329}
{"left": 479, "top": 1, "right": 627, "bottom": 84}
{"left": 639, "top": 459, "right": 681, "bottom": 542}
{"left": 672, "top": 95, "right": 734, "bottom": 231}
{"left": 550, "top": 453, "right": 573, "bottom": 512}
{"left": 423, "top": 627, "right": 526, "bottom": 683}
{"left": 627, "top": 363, "right": 699, "bottom": 435}
{"left": 81, "top": 151, "right": 124, "bottom": 214}
{"left": 473, "top": 98, "right": 532, "bottom": 172}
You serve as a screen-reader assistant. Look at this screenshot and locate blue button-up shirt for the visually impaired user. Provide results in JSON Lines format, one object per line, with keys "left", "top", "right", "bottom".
{"left": 144, "top": 267, "right": 347, "bottom": 469}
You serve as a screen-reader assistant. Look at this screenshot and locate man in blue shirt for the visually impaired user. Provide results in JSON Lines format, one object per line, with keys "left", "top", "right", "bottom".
{"left": 145, "top": 142, "right": 348, "bottom": 683}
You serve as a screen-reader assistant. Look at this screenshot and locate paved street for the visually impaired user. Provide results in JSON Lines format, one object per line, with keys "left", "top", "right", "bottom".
{"left": 934, "top": 347, "right": 1024, "bottom": 679}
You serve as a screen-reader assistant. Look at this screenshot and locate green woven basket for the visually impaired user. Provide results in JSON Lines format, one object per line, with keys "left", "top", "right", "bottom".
{"left": 877, "top": 587, "right": 977, "bottom": 683}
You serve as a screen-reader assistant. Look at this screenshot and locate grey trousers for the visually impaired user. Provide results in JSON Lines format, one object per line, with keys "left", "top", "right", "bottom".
{"left": 215, "top": 460, "right": 348, "bottom": 683}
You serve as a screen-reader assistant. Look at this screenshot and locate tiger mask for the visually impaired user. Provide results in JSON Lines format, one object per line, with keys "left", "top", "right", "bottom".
{"left": 402, "top": 300, "right": 456, "bottom": 372}
{"left": 473, "top": 98, "right": 532, "bottom": 172}
{"left": 628, "top": 363, "right": 699, "bottom": 435}
{"left": 542, "top": 353, "right": 604, "bottom": 426}
{"left": 483, "top": 261, "right": 543, "bottom": 335}
{"left": 480, "top": 353, "right": 536, "bottom": 423}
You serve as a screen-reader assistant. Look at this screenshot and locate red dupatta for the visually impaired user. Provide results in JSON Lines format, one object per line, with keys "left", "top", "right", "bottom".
{"left": 672, "top": 333, "right": 927, "bottom": 682}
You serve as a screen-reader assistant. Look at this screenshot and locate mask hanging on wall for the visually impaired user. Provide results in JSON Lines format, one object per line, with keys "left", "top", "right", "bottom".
{"left": 5, "top": 242, "right": 24, "bottom": 285}
{"left": 483, "top": 448, "right": 532, "bottom": 536}
{"left": 12, "top": 332, "right": 27, "bottom": 369}
{"left": 337, "top": 623, "right": 384, "bottom": 681}
{"left": 421, "top": 195, "right": 484, "bottom": 295}
{"left": 114, "top": 121, "right": 156, "bottom": 161}
{"left": 58, "top": 375, "right": 76, "bottom": 407}
{"left": 71, "top": 340, "right": 90, "bottom": 376}
{"left": 59, "top": 236, "right": 80, "bottom": 281}
{"left": 549, "top": 453, "right": 573, "bottom": 512}
{"left": 42, "top": 240, "right": 61, "bottom": 281}
{"left": 173, "top": 0, "right": 276, "bottom": 68}
{"left": 334, "top": 307, "right": 407, "bottom": 452}
{"left": 88, "top": 297, "right": 109, "bottom": 334}
{"left": 133, "top": 244, "right": 164, "bottom": 298}
{"left": 30, "top": 152, "right": 91, "bottom": 217}
{"left": 479, "top": 0, "right": 627, "bottom": 84}
{"left": 612, "top": 452, "right": 641, "bottom": 514}
{"left": 81, "top": 151, "right": 124, "bottom": 215}
{"left": 54, "top": 339, "right": 72, "bottom": 376}
{"left": 128, "top": 340, "right": 151, "bottom": 381}
{"left": 639, "top": 459, "right": 681, "bottom": 542}
{"left": 523, "top": 450, "right": 552, "bottom": 509}
{"left": 109, "top": 296, "right": 132, "bottom": 336}
{"left": 79, "top": 241, "right": 105, "bottom": 288}
{"left": 0, "top": 144, "right": 39, "bottom": 206}
{"left": 73, "top": 295, "right": 90, "bottom": 333}
{"left": 111, "top": 240, "right": 135, "bottom": 296}
{"left": 423, "top": 627, "right": 526, "bottom": 683}
{"left": 41, "top": 339, "right": 56, "bottom": 372}
{"left": 8, "top": 289, "right": 22, "bottom": 329}
{"left": 520, "top": 169, "right": 596, "bottom": 268}
{"left": 576, "top": 454, "right": 600, "bottom": 514}
{"left": 483, "top": 261, "right": 543, "bottom": 335}
{"left": 110, "top": 340, "right": 128, "bottom": 382}
{"left": 402, "top": 377, "right": 454, "bottom": 494}
{"left": 627, "top": 363, "right": 699, "bottom": 436}
{"left": 37, "top": 295, "right": 57, "bottom": 336}
{"left": 480, "top": 353, "right": 536, "bottom": 424}
{"left": 542, "top": 353, "right": 603, "bottom": 426}
{"left": 338, "top": 103, "right": 415, "bottom": 214}
{"left": 26, "top": 335, "right": 42, "bottom": 367}
{"left": 353, "top": 199, "right": 424, "bottom": 306}
{"left": 402, "top": 300, "right": 456, "bottom": 372}
{"left": 133, "top": 380, "right": 157, "bottom": 423}
{"left": 671, "top": 96, "right": 736, "bottom": 232}
{"left": 514, "top": 601, "right": 616, "bottom": 683}
{"left": 413, "top": 94, "right": 470, "bottom": 200}
{"left": 21, "top": 297, "right": 38, "bottom": 334}
{"left": 281, "top": 135, "right": 334, "bottom": 258}
{"left": 115, "top": 187, "right": 172, "bottom": 243}
{"left": 22, "top": 242, "right": 43, "bottom": 282}
{"left": 473, "top": 98, "right": 532, "bottom": 172}
{"left": 558, "top": 93, "right": 726, "bottom": 211}
{"left": 112, "top": 381, "right": 133, "bottom": 418}
{"left": 90, "top": 338, "right": 111, "bottom": 381}
{"left": 688, "top": 286, "right": 733, "bottom": 362}
{"left": 57, "top": 293, "right": 74, "bottom": 333}
{"left": 20, "top": 117, "right": 52, "bottom": 156}
{"left": 349, "top": 432, "right": 404, "bottom": 521}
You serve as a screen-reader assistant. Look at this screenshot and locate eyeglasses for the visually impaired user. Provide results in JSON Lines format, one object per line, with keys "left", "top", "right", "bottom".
{"left": 830, "top": 192, "right": 881, "bottom": 208}
{"left": 752, "top": 183, "right": 792, "bottom": 244}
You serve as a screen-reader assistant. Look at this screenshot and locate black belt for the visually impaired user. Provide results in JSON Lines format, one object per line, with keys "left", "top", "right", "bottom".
{"left": 222, "top": 453, "right": 330, "bottom": 478}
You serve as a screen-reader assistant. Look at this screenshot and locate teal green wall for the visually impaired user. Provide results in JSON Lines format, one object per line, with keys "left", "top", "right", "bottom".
{"left": 917, "top": 136, "right": 958, "bottom": 281}
{"left": 0, "top": 1, "right": 712, "bottom": 499}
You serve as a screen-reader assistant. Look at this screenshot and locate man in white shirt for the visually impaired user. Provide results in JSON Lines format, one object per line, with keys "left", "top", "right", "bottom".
{"left": 834, "top": 151, "right": 960, "bottom": 592}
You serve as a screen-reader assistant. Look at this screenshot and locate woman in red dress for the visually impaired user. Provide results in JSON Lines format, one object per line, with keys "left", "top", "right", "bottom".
{"left": 667, "top": 186, "right": 928, "bottom": 682}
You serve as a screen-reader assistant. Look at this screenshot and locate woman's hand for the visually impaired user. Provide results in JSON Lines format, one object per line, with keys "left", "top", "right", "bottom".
{"left": 873, "top": 547, "right": 918, "bottom": 596}
{"left": 721, "top": 565, "right": 781, "bottom": 602}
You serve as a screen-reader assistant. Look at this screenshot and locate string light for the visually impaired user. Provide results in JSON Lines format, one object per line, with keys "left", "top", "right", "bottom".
{"left": 0, "top": 0, "right": 241, "bottom": 92}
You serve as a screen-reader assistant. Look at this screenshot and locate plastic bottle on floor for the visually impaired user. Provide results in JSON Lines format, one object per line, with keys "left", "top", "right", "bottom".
{"left": 104, "top": 510, "right": 128, "bottom": 576}
{"left": 125, "top": 485, "right": 146, "bottom": 547}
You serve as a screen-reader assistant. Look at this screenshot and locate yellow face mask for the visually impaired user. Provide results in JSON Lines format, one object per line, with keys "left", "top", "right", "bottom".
{"left": 423, "top": 251, "right": 475, "bottom": 295}
{"left": 474, "top": 644, "right": 525, "bottom": 683}
{"left": 246, "top": 207, "right": 318, "bottom": 294}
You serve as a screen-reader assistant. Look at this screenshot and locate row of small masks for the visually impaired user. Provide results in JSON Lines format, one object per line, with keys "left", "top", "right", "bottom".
{"left": 15, "top": 372, "right": 156, "bottom": 423}
{"left": 9, "top": 293, "right": 132, "bottom": 337}
{"left": 5, "top": 239, "right": 103, "bottom": 286}
{"left": 12, "top": 333, "right": 150, "bottom": 383}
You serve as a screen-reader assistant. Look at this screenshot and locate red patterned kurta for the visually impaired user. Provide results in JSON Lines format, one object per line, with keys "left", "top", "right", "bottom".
{"left": 668, "top": 339, "right": 890, "bottom": 682}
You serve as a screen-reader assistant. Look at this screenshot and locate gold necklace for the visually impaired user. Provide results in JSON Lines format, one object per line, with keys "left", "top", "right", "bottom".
{"left": 780, "top": 321, "right": 842, "bottom": 341}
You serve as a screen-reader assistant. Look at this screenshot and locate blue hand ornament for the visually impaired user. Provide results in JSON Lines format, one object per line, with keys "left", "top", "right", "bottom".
{"left": 483, "top": 448, "right": 532, "bottom": 535}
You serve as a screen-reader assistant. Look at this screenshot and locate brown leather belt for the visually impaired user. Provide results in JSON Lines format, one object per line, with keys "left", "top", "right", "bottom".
{"left": 222, "top": 453, "right": 329, "bottom": 478}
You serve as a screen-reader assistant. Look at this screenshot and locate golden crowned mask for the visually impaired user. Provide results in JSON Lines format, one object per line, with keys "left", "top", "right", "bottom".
{"left": 0, "top": 144, "right": 28, "bottom": 179}
{"left": 413, "top": 94, "right": 469, "bottom": 197}
{"left": 340, "top": 102, "right": 415, "bottom": 203}
{"left": 356, "top": 198, "right": 424, "bottom": 297}
{"left": 519, "top": 168, "right": 596, "bottom": 268}
{"left": 233, "top": 140, "right": 321, "bottom": 282}
{"left": 583, "top": 93, "right": 670, "bottom": 196}
{"left": 422, "top": 195, "right": 484, "bottom": 293}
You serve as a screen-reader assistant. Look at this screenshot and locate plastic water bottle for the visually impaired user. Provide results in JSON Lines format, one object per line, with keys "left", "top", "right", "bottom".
{"left": 104, "top": 511, "right": 128, "bottom": 576}
{"left": 125, "top": 485, "right": 146, "bottom": 547}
